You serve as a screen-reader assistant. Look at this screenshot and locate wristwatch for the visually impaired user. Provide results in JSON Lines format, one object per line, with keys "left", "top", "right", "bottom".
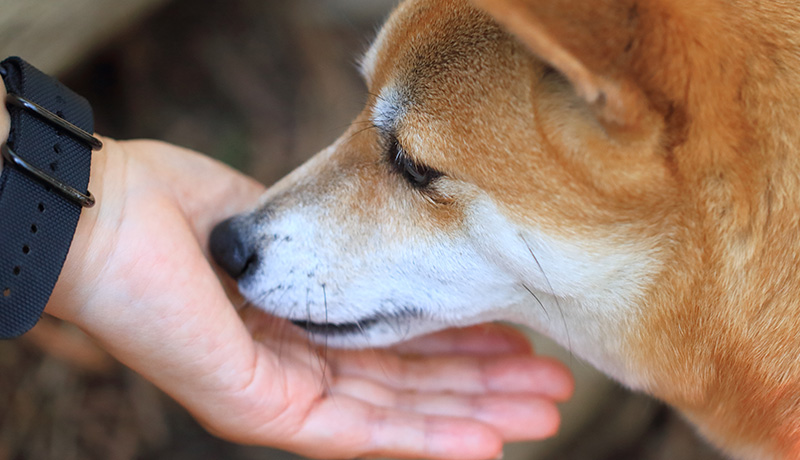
{"left": 0, "top": 56, "right": 101, "bottom": 339}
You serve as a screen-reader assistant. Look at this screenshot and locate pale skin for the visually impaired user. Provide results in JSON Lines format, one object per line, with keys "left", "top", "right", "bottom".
{"left": 0, "top": 83, "right": 573, "bottom": 459}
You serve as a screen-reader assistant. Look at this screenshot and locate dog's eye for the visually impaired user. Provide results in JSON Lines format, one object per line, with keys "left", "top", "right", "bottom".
{"left": 389, "top": 138, "right": 442, "bottom": 189}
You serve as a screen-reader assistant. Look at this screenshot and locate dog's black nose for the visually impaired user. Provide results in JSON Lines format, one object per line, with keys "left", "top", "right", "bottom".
{"left": 209, "top": 217, "right": 257, "bottom": 280}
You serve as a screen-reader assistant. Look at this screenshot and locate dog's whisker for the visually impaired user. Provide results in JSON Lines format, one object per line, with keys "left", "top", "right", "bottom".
{"left": 335, "top": 118, "right": 378, "bottom": 133}
{"left": 276, "top": 305, "right": 292, "bottom": 362}
{"left": 345, "top": 124, "right": 380, "bottom": 144}
{"left": 354, "top": 317, "right": 369, "bottom": 337}
{"left": 349, "top": 119, "right": 377, "bottom": 127}
{"left": 285, "top": 301, "right": 306, "bottom": 360}
{"left": 319, "top": 283, "right": 331, "bottom": 394}
{"left": 385, "top": 312, "right": 402, "bottom": 338}
{"left": 521, "top": 235, "right": 573, "bottom": 359}
{"left": 403, "top": 316, "right": 413, "bottom": 342}
{"left": 400, "top": 308, "right": 416, "bottom": 342}
{"left": 521, "top": 282, "right": 550, "bottom": 321}
{"left": 304, "top": 288, "right": 317, "bottom": 373}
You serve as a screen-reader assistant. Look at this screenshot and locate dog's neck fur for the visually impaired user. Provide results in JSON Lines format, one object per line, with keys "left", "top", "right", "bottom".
{"left": 612, "top": 2, "right": 800, "bottom": 456}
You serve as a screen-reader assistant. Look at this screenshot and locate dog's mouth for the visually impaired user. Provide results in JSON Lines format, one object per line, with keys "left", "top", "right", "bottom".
{"left": 290, "top": 309, "right": 421, "bottom": 337}
{"left": 291, "top": 317, "right": 380, "bottom": 336}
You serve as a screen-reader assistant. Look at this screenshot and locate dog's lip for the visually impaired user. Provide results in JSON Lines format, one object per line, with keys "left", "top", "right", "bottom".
{"left": 291, "top": 317, "right": 380, "bottom": 336}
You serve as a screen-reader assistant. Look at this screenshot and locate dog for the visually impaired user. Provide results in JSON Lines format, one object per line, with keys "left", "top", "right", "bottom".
{"left": 208, "top": 0, "right": 800, "bottom": 458}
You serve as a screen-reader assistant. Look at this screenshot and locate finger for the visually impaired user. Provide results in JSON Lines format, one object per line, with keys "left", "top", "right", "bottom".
{"left": 333, "top": 376, "right": 561, "bottom": 442}
{"left": 392, "top": 323, "right": 534, "bottom": 356}
{"left": 332, "top": 352, "right": 574, "bottom": 401}
{"left": 274, "top": 393, "right": 505, "bottom": 460}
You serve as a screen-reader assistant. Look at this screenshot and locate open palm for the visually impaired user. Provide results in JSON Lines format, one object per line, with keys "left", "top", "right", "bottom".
{"left": 46, "top": 139, "right": 573, "bottom": 459}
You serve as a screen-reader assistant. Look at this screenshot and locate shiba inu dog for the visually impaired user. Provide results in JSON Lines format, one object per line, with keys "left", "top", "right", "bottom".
{"left": 209, "top": 0, "right": 800, "bottom": 458}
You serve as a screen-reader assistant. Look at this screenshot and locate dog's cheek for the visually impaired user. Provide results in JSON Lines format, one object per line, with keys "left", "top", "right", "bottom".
{"left": 244, "top": 173, "right": 520, "bottom": 327}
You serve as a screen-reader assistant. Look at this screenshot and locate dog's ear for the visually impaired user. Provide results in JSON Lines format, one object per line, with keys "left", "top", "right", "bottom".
{"left": 473, "top": 0, "right": 651, "bottom": 133}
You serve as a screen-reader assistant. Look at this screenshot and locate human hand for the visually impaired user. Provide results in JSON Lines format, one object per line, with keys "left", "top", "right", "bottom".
{"left": 0, "top": 124, "right": 571, "bottom": 458}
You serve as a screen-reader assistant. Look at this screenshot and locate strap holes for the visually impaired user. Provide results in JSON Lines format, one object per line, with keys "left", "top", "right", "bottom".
{"left": 3, "top": 288, "right": 9, "bottom": 298}
{"left": 38, "top": 203, "right": 45, "bottom": 212}
{"left": 22, "top": 245, "right": 30, "bottom": 255}
{"left": 55, "top": 112, "right": 66, "bottom": 137}
{"left": 49, "top": 162, "right": 57, "bottom": 172}
{"left": 13, "top": 266, "right": 20, "bottom": 276}
{"left": 31, "top": 224, "right": 38, "bottom": 234}
{"left": 54, "top": 144, "right": 62, "bottom": 154}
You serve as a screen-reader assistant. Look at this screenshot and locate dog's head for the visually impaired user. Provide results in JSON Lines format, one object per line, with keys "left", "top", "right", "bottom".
{"left": 211, "top": 0, "right": 800, "bottom": 456}
{"left": 211, "top": 0, "right": 671, "bottom": 358}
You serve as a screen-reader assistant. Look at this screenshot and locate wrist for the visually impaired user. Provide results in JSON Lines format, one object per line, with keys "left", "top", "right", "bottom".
{"left": 0, "top": 60, "right": 115, "bottom": 324}
{"left": 45, "top": 136, "right": 123, "bottom": 323}
{"left": 0, "top": 58, "right": 102, "bottom": 337}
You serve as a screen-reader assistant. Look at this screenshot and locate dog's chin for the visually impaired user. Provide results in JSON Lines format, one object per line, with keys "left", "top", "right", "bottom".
{"left": 289, "top": 314, "right": 447, "bottom": 349}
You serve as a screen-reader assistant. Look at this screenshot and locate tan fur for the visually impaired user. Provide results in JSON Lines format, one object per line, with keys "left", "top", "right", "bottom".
{"left": 244, "top": 0, "right": 800, "bottom": 457}
{"left": 375, "top": 0, "right": 800, "bottom": 455}
{"left": 469, "top": 0, "right": 800, "bottom": 457}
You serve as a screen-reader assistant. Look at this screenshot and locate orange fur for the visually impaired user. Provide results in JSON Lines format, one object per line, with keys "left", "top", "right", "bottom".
{"left": 364, "top": 0, "right": 800, "bottom": 457}
{"left": 467, "top": 0, "right": 800, "bottom": 457}
{"left": 246, "top": 0, "right": 800, "bottom": 457}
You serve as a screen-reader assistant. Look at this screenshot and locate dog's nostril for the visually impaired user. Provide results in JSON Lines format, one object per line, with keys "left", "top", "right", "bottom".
{"left": 209, "top": 217, "right": 257, "bottom": 280}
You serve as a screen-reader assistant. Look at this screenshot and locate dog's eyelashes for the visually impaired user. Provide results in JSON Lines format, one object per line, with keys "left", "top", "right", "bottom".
{"left": 389, "top": 137, "right": 442, "bottom": 189}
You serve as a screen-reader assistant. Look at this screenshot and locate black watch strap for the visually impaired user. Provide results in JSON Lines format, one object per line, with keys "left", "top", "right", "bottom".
{"left": 0, "top": 56, "right": 100, "bottom": 339}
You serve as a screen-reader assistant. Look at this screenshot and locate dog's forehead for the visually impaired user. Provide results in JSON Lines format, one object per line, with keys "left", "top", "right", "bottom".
{"left": 361, "top": 0, "right": 504, "bottom": 102}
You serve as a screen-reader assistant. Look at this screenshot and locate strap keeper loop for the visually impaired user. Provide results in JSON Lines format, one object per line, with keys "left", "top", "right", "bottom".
{"left": 1, "top": 144, "right": 95, "bottom": 208}
{"left": 6, "top": 93, "right": 103, "bottom": 150}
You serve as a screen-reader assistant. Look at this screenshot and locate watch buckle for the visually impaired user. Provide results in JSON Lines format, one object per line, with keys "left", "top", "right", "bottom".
{"left": 2, "top": 92, "right": 101, "bottom": 208}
